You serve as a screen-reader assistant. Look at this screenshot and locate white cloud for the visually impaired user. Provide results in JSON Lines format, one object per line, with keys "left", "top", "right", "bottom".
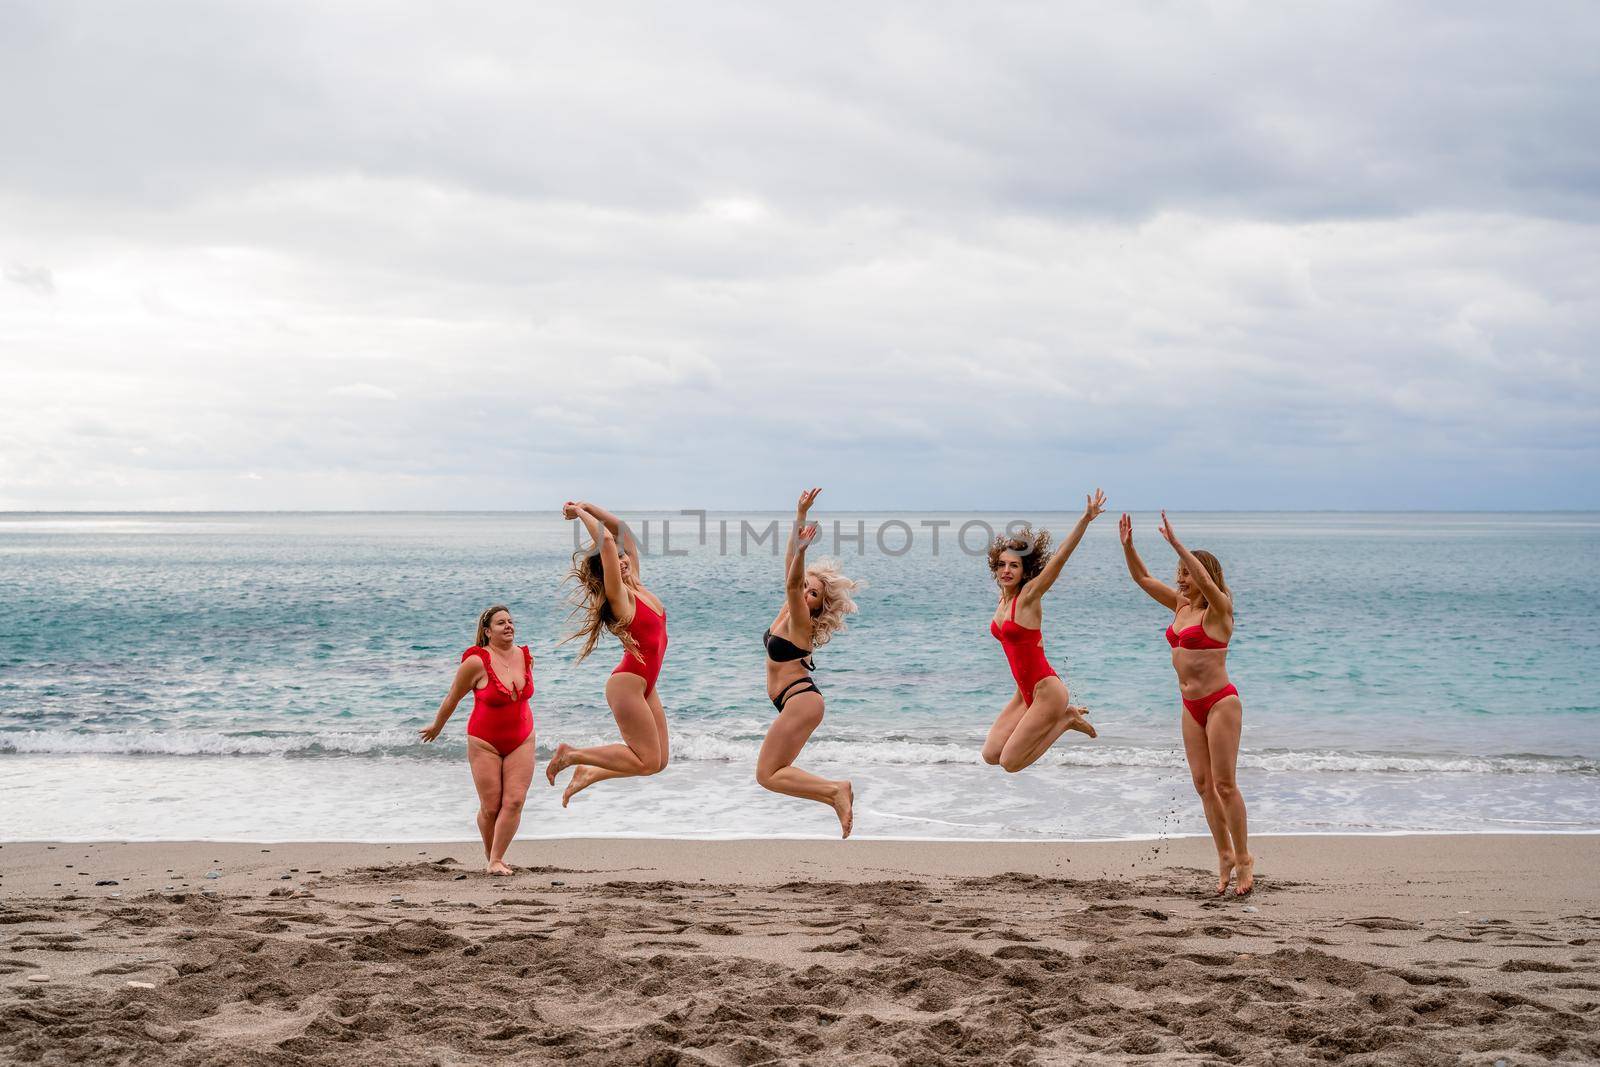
{"left": 0, "top": 3, "right": 1595, "bottom": 509}
{"left": 329, "top": 383, "right": 399, "bottom": 401}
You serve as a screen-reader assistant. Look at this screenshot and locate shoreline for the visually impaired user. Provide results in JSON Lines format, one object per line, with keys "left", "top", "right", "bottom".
{"left": 8, "top": 827, "right": 1600, "bottom": 846}
{"left": 3, "top": 835, "right": 1597, "bottom": 1061}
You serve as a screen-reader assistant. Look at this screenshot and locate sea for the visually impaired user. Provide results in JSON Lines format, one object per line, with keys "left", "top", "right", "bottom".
{"left": 2, "top": 512, "right": 1596, "bottom": 843}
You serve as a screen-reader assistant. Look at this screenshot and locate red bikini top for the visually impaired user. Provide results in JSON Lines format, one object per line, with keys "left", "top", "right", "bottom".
{"left": 461, "top": 645, "right": 534, "bottom": 705}
{"left": 1164, "top": 623, "right": 1228, "bottom": 651}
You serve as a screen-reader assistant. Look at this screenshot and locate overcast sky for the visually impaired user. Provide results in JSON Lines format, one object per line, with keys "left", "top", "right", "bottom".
{"left": 2, "top": 3, "right": 1596, "bottom": 510}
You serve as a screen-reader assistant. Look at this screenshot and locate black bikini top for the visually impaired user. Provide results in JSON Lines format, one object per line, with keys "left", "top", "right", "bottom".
{"left": 763, "top": 628, "right": 815, "bottom": 671}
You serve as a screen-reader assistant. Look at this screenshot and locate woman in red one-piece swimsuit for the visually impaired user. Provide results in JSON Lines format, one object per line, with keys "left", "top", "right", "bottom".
{"left": 419, "top": 604, "right": 535, "bottom": 877}
{"left": 1119, "top": 510, "right": 1252, "bottom": 897}
{"left": 544, "top": 500, "right": 671, "bottom": 807}
{"left": 981, "top": 489, "right": 1104, "bottom": 772}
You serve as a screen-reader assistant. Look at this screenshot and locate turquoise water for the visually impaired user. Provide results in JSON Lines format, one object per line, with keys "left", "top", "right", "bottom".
{"left": 2, "top": 512, "right": 1597, "bottom": 841}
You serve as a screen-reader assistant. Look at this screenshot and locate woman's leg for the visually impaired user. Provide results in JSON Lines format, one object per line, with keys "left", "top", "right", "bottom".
{"left": 1204, "top": 696, "right": 1251, "bottom": 894}
{"left": 488, "top": 735, "right": 536, "bottom": 873}
{"left": 562, "top": 686, "right": 671, "bottom": 806}
{"left": 996, "top": 678, "right": 1094, "bottom": 773}
{"left": 466, "top": 739, "right": 505, "bottom": 868}
{"left": 546, "top": 674, "right": 663, "bottom": 786}
{"left": 981, "top": 691, "right": 1027, "bottom": 765}
{"left": 755, "top": 690, "right": 852, "bottom": 837}
{"left": 1181, "top": 707, "right": 1234, "bottom": 894}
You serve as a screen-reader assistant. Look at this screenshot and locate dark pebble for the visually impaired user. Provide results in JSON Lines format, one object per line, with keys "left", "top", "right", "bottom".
{"left": 95, "top": 880, "right": 119, "bottom": 887}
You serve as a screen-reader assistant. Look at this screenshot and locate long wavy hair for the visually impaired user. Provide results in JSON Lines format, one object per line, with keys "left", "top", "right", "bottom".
{"left": 987, "top": 525, "right": 1052, "bottom": 587}
{"left": 805, "top": 558, "right": 863, "bottom": 647}
{"left": 1187, "top": 549, "right": 1230, "bottom": 611}
{"left": 560, "top": 549, "right": 640, "bottom": 663}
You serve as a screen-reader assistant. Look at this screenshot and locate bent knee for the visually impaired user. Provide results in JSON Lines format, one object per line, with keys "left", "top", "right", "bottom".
{"left": 1213, "top": 779, "right": 1240, "bottom": 801}
{"left": 755, "top": 766, "right": 778, "bottom": 789}
{"left": 500, "top": 794, "right": 527, "bottom": 814}
{"left": 1190, "top": 777, "right": 1212, "bottom": 797}
{"left": 981, "top": 746, "right": 1003, "bottom": 766}
{"left": 998, "top": 755, "right": 1027, "bottom": 773}
{"left": 478, "top": 798, "right": 503, "bottom": 818}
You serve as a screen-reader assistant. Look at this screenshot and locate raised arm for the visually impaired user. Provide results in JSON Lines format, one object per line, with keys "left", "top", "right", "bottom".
{"left": 1120, "top": 513, "right": 1179, "bottom": 610}
{"left": 571, "top": 500, "right": 640, "bottom": 573}
{"left": 568, "top": 504, "right": 634, "bottom": 623}
{"left": 1159, "top": 511, "right": 1232, "bottom": 615}
{"left": 419, "top": 658, "right": 484, "bottom": 743}
{"left": 782, "top": 489, "right": 820, "bottom": 645}
{"left": 1020, "top": 489, "right": 1107, "bottom": 603}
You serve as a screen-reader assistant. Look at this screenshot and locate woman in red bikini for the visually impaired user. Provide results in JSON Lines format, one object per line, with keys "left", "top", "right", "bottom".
{"left": 757, "top": 487, "right": 862, "bottom": 837}
{"left": 1119, "top": 510, "right": 1253, "bottom": 896}
{"left": 544, "top": 500, "right": 670, "bottom": 806}
{"left": 981, "top": 489, "right": 1104, "bottom": 772}
{"left": 418, "top": 604, "right": 535, "bottom": 877}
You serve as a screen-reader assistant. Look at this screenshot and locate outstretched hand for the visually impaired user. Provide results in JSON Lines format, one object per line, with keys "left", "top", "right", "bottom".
{"left": 1118, "top": 512, "right": 1133, "bottom": 548}
{"left": 1158, "top": 510, "right": 1181, "bottom": 549}
{"left": 797, "top": 487, "right": 821, "bottom": 516}
{"left": 796, "top": 522, "right": 820, "bottom": 549}
{"left": 418, "top": 723, "right": 443, "bottom": 743}
{"left": 1083, "top": 488, "right": 1107, "bottom": 523}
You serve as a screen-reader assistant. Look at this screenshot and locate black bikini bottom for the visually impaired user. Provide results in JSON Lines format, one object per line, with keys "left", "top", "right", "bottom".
{"left": 771, "top": 676, "right": 821, "bottom": 712}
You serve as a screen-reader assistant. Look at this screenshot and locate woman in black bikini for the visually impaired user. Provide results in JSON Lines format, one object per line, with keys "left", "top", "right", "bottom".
{"left": 756, "top": 488, "right": 862, "bottom": 837}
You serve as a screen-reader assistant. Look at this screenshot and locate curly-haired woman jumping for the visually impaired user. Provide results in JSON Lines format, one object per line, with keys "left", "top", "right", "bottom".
{"left": 980, "top": 490, "right": 1105, "bottom": 771}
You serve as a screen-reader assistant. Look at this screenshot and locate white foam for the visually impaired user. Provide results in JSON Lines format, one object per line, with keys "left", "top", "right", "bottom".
{"left": 1, "top": 728, "right": 1594, "bottom": 776}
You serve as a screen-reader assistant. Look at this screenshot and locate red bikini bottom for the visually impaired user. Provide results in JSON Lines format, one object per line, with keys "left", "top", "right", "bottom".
{"left": 1183, "top": 684, "right": 1239, "bottom": 728}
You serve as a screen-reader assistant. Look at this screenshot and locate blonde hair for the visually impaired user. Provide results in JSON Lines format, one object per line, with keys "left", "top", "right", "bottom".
{"left": 1187, "top": 550, "right": 1230, "bottom": 609}
{"left": 805, "top": 558, "right": 863, "bottom": 647}
{"left": 560, "top": 550, "right": 640, "bottom": 663}
{"left": 475, "top": 604, "right": 510, "bottom": 647}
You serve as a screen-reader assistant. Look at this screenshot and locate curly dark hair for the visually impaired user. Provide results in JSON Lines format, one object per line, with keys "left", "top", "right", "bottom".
{"left": 987, "top": 524, "right": 1052, "bottom": 586}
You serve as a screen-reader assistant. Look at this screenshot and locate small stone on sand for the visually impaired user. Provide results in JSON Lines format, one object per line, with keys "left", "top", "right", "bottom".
{"left": 205, "top": 870, "right": 220, "bottom": 879}
{"left": 127, "top": 981, "right": 155, "bottom": 990}
{"left": 27, "top": 975, "right": 49, "bottom": 983}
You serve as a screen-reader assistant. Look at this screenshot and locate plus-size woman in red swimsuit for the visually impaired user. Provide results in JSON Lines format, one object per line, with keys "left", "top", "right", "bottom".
{"left": 544, "top": 500, "right": 671, "bottom": 807}
{"left": 419, "top": 604, "right": 536, "bottom": 877}
{"left": 1120, "top": 511, "right": 1252, "bottom": 896}
{"left": 980, "top": 490, "right": 1104, "bottom": 772}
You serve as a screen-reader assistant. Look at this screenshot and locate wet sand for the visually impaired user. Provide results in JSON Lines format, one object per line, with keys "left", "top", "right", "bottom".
{"left": 1, "top": 835, "right": 1597, "bottom": 1064}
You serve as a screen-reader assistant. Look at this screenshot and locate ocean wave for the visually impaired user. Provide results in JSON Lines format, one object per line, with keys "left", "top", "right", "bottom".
{"left": 1, "top": 728, "right": 1596, "bottom": 775}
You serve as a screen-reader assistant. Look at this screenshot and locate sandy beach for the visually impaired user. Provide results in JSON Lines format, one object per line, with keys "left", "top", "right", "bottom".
{"left": 1, "top": 835, "right": 1597, "bottom": 1064}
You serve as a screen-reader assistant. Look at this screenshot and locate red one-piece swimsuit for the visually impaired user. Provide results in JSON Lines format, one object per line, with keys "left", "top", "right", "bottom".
{"left": 461, "top": 645, "right": 533, "bottom": 756}
{"left": 990, "top": 596, "right": 1059, "bottom": 707}
{"left": 610, "top": 594, "right": 667, "bottom": 697}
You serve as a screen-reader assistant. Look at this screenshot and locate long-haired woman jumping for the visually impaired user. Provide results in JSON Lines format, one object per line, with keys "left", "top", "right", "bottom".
{"left": 756, "top": 487, "right": 862, "bottom": 836}
{"left": 544, "top": 501, "right": 670, "bottom": 806}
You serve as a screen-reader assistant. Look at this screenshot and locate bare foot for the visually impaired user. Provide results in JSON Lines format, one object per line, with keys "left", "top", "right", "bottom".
{"left": 544, "top": 742, "right": 572, "bottom": 787}
{"left": 487, "top": 860, "right": 513, "bottom": 877}
{"left": 1233, "top": 854, "right": 1255, "bottom": 897}
{"left": 562, "top": 766, "right": 598, "bottom": 808}
{"left": 1065, "top": 706, "right": 1097, "bottom": 739}
{"left": 1215, "top": 852, "right": 1235, "bottom": 896}
{"left": 833, "top": 780, "right": 854, "bottom": 839}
